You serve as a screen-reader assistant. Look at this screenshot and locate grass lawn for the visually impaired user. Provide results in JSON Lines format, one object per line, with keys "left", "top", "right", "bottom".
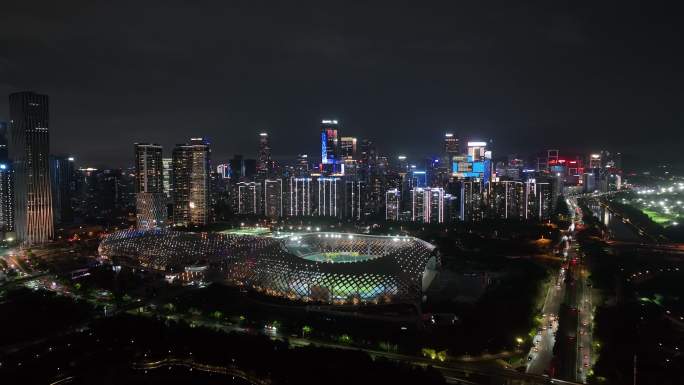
{"left": 641, "top": 209, "right": 675, "bottom": 225}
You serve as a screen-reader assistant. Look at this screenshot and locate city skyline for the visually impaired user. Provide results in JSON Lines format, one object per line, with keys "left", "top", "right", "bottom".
{"left": 2, "top": 3, "right": 684, "bottom": 385}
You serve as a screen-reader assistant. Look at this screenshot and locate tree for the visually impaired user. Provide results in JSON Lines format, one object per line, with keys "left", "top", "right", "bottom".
{"left": 554, "top": 195, "right": 571, "bottom": 223}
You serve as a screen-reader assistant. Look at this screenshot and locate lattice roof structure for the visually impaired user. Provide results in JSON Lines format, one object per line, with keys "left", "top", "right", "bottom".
{"left": 98, "top": 230, "right": 439, "bottom": 305}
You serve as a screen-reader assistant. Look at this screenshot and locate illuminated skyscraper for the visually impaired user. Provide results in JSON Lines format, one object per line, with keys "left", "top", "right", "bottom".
{"left": 264, "top": 179, "right": 283, "bottom": 217}
{"left": 0, "top": 123, "right": 13, "bottom": 234}
{"left": 50, "top": 155, "right": 75, "bottom": 225}
{"left": 411, "top": 188, "right": 427, "bottom": 222}
{"left": 172, "top": 138, "right": 211, "bottom": 226}
{"left": 467, "top": 141, "right": 488, "bottom": 161}
{"left": 589, "top": 153, "right": 601, "bottom": 169}
{"left": 162, "top": 157, "right": 172, "bottom": 198}
{"left": 134, "top": 143, "right": 166, "bottom": 229}
{"left": 237, "top": 181, "right": 261, "bottom": 215}
{"left": 0, "top": 122, "right": 8, "bottom": 162}
{"left": 0, "top": 163, "right": 14, "bottom": 233}
{"left": 134, "top": 144, "right": 163, "bottom": 193}
{"left": 343, "top": 180, "right": 363, "bottom": 220}
{"left": 385, "top": 188, "right": 400, "bottom": 221}
{"left": 296, "top": 154, "right": 309, "bottom": 176}
{"left": 427, "top": 187, "right": 445, "bottom": 223}
{"left": 443, "top": 133, "right": 459, "bottom": 157}
{"left": 289, "top": 177, "right": 312, "bottom": 216}
{"left": 317, "top": 177, "right": 341, "bottom": 217}
{"left": 216, "top": 163, "right": 230, "bottom": 179}
{"left": 257, "top": 132, "right": 271, "bottom": 177}
{"left": 340, "top": 136, "right": 357, "bottom": 159}
{"left": 460, "top": 180, "right": 485, "bottom": 221}
{"left": 489, "top": 180, "right": 524, "bottom": 220}
{"left": 9, "top": 92, "right": 54, "bottom": 244}
{"left": 523, "top": 179, "right": 552, "bottom": 220}
{"left": 320, "top": 120, "right": 340, "bottom": 165}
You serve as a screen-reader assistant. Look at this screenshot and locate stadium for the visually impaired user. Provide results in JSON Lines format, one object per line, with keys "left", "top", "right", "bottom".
{"left": 98, "top": 230, "right": 439, "bottom": 305}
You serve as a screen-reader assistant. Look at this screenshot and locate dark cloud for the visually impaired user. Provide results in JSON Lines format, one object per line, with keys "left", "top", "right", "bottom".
{"left": 1, "top": 0, "right": 683, "bottom": 167}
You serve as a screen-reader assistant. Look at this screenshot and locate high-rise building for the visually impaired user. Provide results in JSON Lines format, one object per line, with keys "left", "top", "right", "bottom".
{"left": 317, "top": 177, "right": 341, "bottom": 217}
{"left": 427, "top": 187, "right": 445, "bottom": 223}
{"left": 359, "top": 139, "right": 375, "bottom": 168}
{"left": 489, "top": 180, "right": 524, "bottom": 220}
{"left": 523, "top": 179, "right": 552, "bottom": 220}
{"left": 0, "top": 163, "right": 14, "bottom": 233}
{"left": 8, "top": 92, "right": 54, "bottom": 244}
{"left": 229, "top": 155, "right": 256, "bottom": 181}
{"left": 0, "top": 123, "right": 13, "bottom": 235}
{"left": 209, "top": 170, "right": 230, "bottom": 221}
{"left": 444, "top": 193, "right": 458, "bottom": 223}
{"left": 72, "top": 167, "right": 135, "bottom": 224}
{"left": 264, "top": 179, "right": 283, "bottom": 218}
{"left": 172, "top": 138, "right": 211, "bottom": 226}
{"left": 385, "top": 188, "right": 400, "bottom": 221}
{"left": 134, "top": 143, "right": 166, "bottom": 229}
{"left": 288, "top": 177, "right": 312, "bottom": 216}
{"left": 411, "top": 188, "right": 427, "bottom": 223}
{"left": 162, "top": 157, "right": 173, "bottom": 198}
{"left": 237, "top": 181, "right": 261, "bottom": 215}
{"left": 320, "top": 120, "right": 340, "bottom": 165}
{"left": 589, "top": 153, "right": 601, "bottom": 169}
{"left": 296, "top": 154, "right": 309, "bottom": 176}
{"left": 343, "top": 180, "right": 363, "bottom": 220}
{"left": 134, "top": 144, "right": 163, "bottom": 193}
{"left": 460, "top": 180, "right": 485, "bottom": 222}
{"left": 216, "top": 163, "right": 230, "bottom": 179}
{"left": 340, "top": 136, "right": 357, "bottom": 160}
{"left": 466, "top": 141, "right": 490, "bottom": 163}
{"left": 443, "top": 133, "right": 459, "bottom": 157}
{"left": 0, "top": 122, "right": 8, "bottom": 162}
{"left": 452, "top": 141, "right": 492, "bottom": 183}
{"left": 50, "top": 155, "right": 75, "bottom": 225}
{"left": 257, "top": 133, "right": 271, "bottom": 177}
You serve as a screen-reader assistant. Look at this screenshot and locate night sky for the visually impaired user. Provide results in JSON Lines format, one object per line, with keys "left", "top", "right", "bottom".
{"left": 1, "top": 1, "right": 683, "bottom": 167}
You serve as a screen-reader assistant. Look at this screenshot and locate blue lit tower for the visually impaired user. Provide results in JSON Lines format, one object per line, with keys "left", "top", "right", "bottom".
{"left": 320, "top": 119, "right": 342, "bottom": 174}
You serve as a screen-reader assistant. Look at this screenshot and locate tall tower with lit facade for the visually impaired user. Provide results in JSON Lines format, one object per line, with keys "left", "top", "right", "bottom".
{"left": 257, "top": 132, "right": 271, "bottom": 177}
{"left": 172, "top": 138, "right": 211, "bottom": 226}
{"left": 162, "top": 157, "right": 172, "bottom": 198}
{"left": 340, "top": 137, "right": 357, "bottom": 159}
{"left": 134, "top": 144, "right": 163, "bottom": 193}
{"left": 0, "top": 163, "right": 14, "bottom": 234}
{"left": 0, "top": 122, "right": 14, "bottom": 234}
{"left": 264, "top": 179, "right": 283, "bottom": 217}
{"left": 443, "top": 133, "right": 459, "bottom": 158}
{"left": 320, "top": 120, "right": 343, "bottom": 174}
{"left": 9, "top": 92, "right": 54, "bottom": 244}
{"left": 134, "top": 143, "right": 166, "bottom": 229}
{"left": 50, "top": 155, "right": 75, "bottom": 225}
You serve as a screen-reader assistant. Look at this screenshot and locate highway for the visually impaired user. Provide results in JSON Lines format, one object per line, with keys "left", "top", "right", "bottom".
{"left": 563, "top": 198, "right": 594, "bottom": 383}
{"left": 526, "top": 265, "right": 564, "bottom": 375}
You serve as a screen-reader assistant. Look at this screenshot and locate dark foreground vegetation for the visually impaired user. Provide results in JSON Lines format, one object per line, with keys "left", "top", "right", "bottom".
{"left": 0, "top": 290, "right": 445, "bottom": 385}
